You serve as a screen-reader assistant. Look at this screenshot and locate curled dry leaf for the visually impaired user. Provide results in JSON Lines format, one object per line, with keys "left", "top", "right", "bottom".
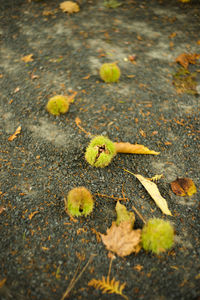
{"left": 125, "top": 170, "right": 172, "bottom": 216}
{"left": 114, "top": 142, "right": 160, "bottom": 155}
{"left": 170, "top": 177, "right": 197, "bottom": 196}
{"left": 175, "top": 53, "right": 200, "bottom": 69}
{"left": 8, "top": 125, "right": 21, "bottom": 141}
{"left": 101, "top": 221, "right": 141, "bottom": 257}
{"left": 60, "top": 1, "right": 80, "bottom": 14}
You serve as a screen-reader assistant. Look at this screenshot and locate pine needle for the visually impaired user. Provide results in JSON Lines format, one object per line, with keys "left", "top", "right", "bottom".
{"left": 88, "top": 276, "right": 128, "bottom": 300}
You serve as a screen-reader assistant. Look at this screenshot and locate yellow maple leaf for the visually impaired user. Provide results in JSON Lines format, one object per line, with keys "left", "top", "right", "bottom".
{"left": 60, "top": 1, "right": 80, "bottom": 14}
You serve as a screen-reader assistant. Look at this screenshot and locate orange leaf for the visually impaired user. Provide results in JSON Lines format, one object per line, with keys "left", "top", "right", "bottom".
{"left": 175, "top": 53, "right": 200, "bottom": 69}
{"left": 8, "top": 125, "right": 21, "bottom": 141}
{"left": 21, "top": 54, "right": 34, "bottom": 63}
{"left": 60, "top": 1, "right": 80, "bottom": 14}
{"left": 0, "top": 278, "right": 6, "bottom": 288}
{"left": 41, "top": 247, "right": 49, "bottom": 251}
{"left": 114, "top": 142, "right": 160, "bottom": 155}
{"left": 0, "top": 206, "right": 5, "bottom": 214}
{"left": 169, "top": 32, "right": 177, "bottom": 39}
{"left": 28, "top": 211, "right": 39, "bottom": 220}
{"left": 101, "top": 221, "right": 141, "bottom": 257}
{"left": 82, "top": 74, "right": 90, "bottom": 80}
{"left": 171, "top": 178, "right": 197, "bottom": 196}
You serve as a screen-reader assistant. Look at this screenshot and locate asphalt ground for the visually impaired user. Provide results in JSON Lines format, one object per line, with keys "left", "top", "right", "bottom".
{"left": 0, "top": 0, "right": 200, "bottom": 299}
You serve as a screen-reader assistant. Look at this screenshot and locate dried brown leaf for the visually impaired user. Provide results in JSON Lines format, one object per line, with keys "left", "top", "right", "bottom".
{"left": 115, "top": 142, "right": 160, "bottom": 155}
{"left": 101, "top": 221, "right": 141, "bottom": 257}
{"left": 0, "top": 278, "right": 6, "bottom": 288}
{"left": 60, "top": 1, "right": 80, "bottom": 14}
{"left": 8, "top": 125, "right": 21, "bottom": 141}
{"left": 175, "top": 53, "right": 200, "bottom": 69}
{"left": 170, "top": 177, "right": 197, "bottom": 196}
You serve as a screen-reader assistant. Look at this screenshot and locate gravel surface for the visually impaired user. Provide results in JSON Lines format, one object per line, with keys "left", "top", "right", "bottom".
{"left": 0, "top": 0, "right": 200, "bottom": 299}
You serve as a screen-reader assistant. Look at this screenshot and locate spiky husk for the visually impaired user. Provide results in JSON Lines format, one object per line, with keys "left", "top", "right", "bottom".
{"left": 142, "top": 218, "right": 174, "bottom": 254}
{"left": 99, "top": 63, "right": 120, "bottom": 83}
{"left": 67, "top": 187, "right": 94, "bottom": 217}
{"left": 85, "top": 136, "right": 116, "bottom": 167}
{"left": 46, "top": 95, "right": 69, "bottom": 116}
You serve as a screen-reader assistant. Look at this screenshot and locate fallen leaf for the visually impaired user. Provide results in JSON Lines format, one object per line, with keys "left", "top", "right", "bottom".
{"left": 179, "top": 0, "right": 190, "bottom": 2}
{"left": 0, "top": 278, "right": 6, "bottom": 288}
{"left": 101, "top": 221, "right": 141, "bottom": 257}
{"left": 41, "top": 247, "right": 49, "bottom": 251}
{"left": 169, "top": 32, "right": 177, "bottom": 39}
{"left": 115, "top": 201, "right": 135, "bottom": 226}
{"left": 125, "top": 170, "right": 172, "bottom": 216}
{"left": 8, "top": 125, "right": 21, "bottom": 141}
{"left": 173, "top": 68, "right": 198, "bottom": 95}
{"left": 14, "top": 87, "right": 20, "bottom": 93}
{"left": 114, "top": 142, "right": 160, "bottom": 155}
{"left": 60, "top": 1, "right": 80, "bottom": 14}
{"left": 139, "top": 129, "right": 146, "bottom": 138}
{"left": 0, "top": 206, "right": 5, "bottom": 214}
{"left": 170, "top": 178, "right": 197, "bottom": 196}
{"left": 128, "top": 54, "right": 136, "bottom": 62}
{"left": 82, "top": 74, "right": 90, "bottom": 80}
{"left": 175, "top": 53, "right": 200, "bottom": 69}
{"left": 42, "top": 9, "right": 54, "bottom": 16}
{"left": 21, "top": 54, "right": 34, "bottom": 63}
{"left": 134, "top": 264, "right": 143, "bottom": 271}
{"left": 28, "top": 211, "right": 39, "bottom": 220}
{"left": 197, "top": 40, "right": 200, "bottom": 45}
{"left": 126, "top": 74, "right": 136, "bottom": 78}
{"left": 31, "top": 74, "right": 39, "bottom": 80}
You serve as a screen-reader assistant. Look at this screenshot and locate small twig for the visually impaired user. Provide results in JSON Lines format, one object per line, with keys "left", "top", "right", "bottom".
{"left": 75, "top": 117, "right": 93, "bottom": 137}
{"left": 131, "top": 203, "right": 146, "bottom": 224}
{"left": 61, "top": 254, "right": 96, "bottom": 300}
{"left": 107, "top": 256, "right": 114, "bottom": 278}
{"left": 95, "top": 193, "right": 128, "bottom": 202}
